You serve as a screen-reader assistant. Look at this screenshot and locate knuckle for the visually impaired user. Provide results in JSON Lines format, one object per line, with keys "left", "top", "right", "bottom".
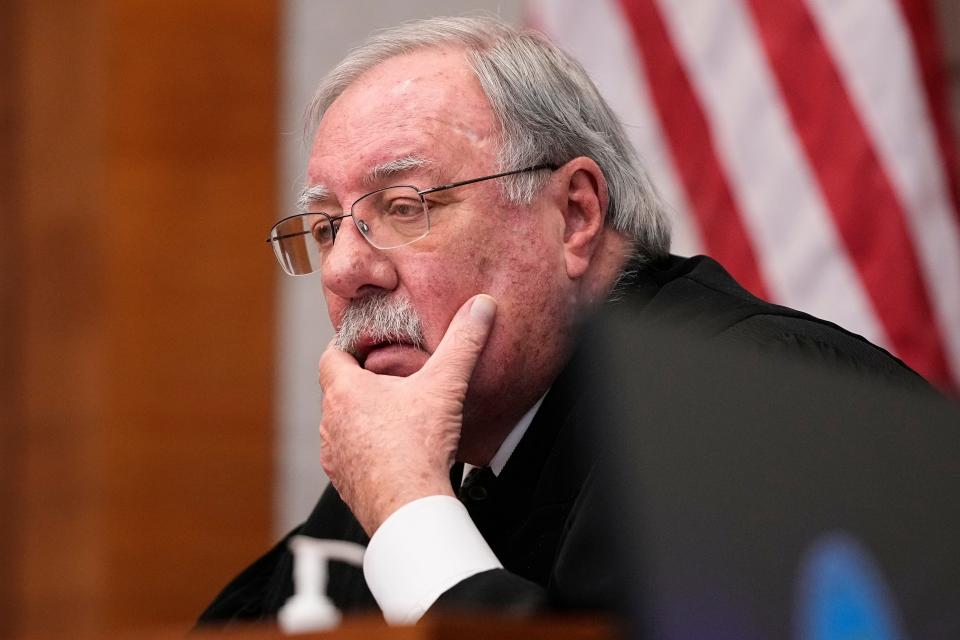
{"left": 427, "top": 375, "right": 469, "bottom": 400}
{"left": 319, "top": 449, "right": 337, "bottom": 478}
{"left": 322, "top": 383, "right": 345, "bottom": 407}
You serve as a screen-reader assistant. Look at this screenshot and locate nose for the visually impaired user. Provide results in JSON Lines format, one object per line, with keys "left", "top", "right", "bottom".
{"left": 321, "top": 216, "right": 398, "bottom": 299}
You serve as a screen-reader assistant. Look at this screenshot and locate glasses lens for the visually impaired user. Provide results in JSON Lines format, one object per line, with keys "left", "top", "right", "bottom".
{"left": 268, "top": 213, "right": 330, "bottom": 276}
{"left": 353, "top": 186, "right": 429, "bottom": 249}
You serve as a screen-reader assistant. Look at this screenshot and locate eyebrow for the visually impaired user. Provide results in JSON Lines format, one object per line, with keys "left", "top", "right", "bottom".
{"left": 296, "top": 183, "right": 330, "bottom": 213}
{"left": 297, "top": 156, "right": 435, "bottom": 213}
{"left": 363, "top": 155, "right": 434, "bottom": 187}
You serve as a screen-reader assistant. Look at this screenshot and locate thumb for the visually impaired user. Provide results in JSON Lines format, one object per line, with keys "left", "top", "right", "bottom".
{"left": 421, "top": 294, "right": 497, "bottom": 386}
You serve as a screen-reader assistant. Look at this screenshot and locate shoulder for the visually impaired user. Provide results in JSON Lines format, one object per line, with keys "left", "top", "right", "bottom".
{"left": 626, "top": 255, "right": 927, "bottom": 388}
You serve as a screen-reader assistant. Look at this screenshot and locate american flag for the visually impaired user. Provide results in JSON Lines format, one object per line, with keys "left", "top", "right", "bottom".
{"left": 528, "top": 0, "right": 960, "bottom": 389}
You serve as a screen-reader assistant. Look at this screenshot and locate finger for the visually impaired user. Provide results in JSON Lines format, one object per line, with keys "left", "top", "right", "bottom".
{"left": 421, "top": 294, "right": 496, "bottom": 386}
{"left": 318, "top": 339, "right": 361, "bottom": 389}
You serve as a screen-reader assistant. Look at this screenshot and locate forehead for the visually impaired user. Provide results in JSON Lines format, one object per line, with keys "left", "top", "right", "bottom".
{"left": 307, "top": 47, "right": 500, "bottom": 189}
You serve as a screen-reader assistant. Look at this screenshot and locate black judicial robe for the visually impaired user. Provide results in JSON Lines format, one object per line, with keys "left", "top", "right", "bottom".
{"left": 197, "top": 255, "right": 927, "bottom": 625}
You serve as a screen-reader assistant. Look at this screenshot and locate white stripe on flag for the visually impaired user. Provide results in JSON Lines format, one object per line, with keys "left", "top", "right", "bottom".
{"left": 806, "top": 0, "right": 960, "bottom": 380}
{"left": 653, "top": 0, "right": 888, "bottom": 345}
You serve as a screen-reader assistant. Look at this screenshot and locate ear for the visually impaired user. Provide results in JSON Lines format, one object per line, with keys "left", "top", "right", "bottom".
{"left": 558, "top": 157, "right": 609, "bottom": 280}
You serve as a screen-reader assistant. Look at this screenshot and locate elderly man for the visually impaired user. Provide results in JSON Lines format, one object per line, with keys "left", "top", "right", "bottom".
{"left": 199, "top": 16, "right": 924, "bottom": 626}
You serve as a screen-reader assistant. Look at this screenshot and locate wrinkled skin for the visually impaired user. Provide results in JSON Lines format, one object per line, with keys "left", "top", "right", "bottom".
{"left": 310, "top": 46, "right": 630, "bottom": 534}
{"left": 319, "top": 294, "right": 496, "bottom": 533}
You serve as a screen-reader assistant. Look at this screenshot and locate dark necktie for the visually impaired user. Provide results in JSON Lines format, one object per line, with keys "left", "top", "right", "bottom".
{"left": 456, "top": 466, "right": 500, "bottom": 554}
{"left": 458, "top": 466, "right": 496, "bottom": 503}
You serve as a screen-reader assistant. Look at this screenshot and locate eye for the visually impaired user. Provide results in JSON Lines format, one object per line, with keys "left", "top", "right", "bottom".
{"left": 309, "top": 216, "right": 335, "bottom": 245}
{"left": 384, "top": 197, "right": 423, "bottom": 218}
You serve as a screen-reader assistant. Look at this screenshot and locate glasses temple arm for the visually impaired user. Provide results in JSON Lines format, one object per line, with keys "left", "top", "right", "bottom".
{"left": 266, "top": 230, "right": 312, "bottom": 243}
{"left": 418, "top": 163, "right": 557, "bottom": 196}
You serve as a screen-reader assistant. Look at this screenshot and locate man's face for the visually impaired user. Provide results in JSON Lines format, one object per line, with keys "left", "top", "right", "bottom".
{"left": 307, "top": 47, "right": 577, "bottom": 450}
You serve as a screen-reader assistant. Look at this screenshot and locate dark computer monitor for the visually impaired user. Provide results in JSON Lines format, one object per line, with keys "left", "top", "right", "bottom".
{"left": 578, "top": 311, "right": 960, "bottom": 639}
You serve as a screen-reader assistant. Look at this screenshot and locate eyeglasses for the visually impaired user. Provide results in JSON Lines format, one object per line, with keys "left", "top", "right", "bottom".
{"left": 266, "top": 164, "right": 556, "bottom": 276}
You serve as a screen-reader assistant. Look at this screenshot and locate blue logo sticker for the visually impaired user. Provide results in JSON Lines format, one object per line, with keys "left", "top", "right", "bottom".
{"left": 795, "top": 532, "right": 906, "bottom": 640}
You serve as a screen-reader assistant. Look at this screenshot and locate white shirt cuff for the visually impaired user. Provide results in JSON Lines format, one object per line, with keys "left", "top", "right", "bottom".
{"left": 363, "top": 495, "right": 502, "bottom": 624}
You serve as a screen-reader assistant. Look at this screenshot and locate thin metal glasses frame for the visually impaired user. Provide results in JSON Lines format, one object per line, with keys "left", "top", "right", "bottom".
{"left": 265, "top": 163, "right": 557, "bottom": 249}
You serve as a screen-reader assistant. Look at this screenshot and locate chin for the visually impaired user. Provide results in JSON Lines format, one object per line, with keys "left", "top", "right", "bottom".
{"left": 362, "top": 344, "right": 430, "bottom": 376}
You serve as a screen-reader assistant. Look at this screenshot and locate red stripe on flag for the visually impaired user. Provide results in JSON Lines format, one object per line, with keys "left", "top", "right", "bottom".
{"left": 896, "top": 0, "right": 960, "bottom": 230}
{"left": 617, "top": 0, "right": 770, "bottom": 300}
{"left": 746, "top": 0, "right": 951, "bottom": 386}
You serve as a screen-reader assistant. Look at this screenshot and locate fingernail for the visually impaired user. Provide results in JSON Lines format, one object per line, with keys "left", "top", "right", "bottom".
{"left": 470, "top": 295, "right": 496, "bottom": 323}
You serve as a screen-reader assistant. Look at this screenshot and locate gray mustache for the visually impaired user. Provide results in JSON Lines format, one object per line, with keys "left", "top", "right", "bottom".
{"left": 335, "top": 294, "right": 425, "bottom": 358}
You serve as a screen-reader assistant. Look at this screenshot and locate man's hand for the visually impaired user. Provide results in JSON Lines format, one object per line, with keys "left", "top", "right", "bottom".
{"left": 318, "top": 294, "right": 497, "bottom": 535}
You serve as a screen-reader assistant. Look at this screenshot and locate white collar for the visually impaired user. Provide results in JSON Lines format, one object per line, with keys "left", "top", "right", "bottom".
{"left": 462, "top": 393, "right": 547, "bottom": 483}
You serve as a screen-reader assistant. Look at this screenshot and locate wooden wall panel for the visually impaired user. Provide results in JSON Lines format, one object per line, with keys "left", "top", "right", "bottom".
{"left": 17, "top": 2, "right": 110, "bottom": 634}
{"left": 1, "top": 2, "right": 25, "bottom": 635}
{"left": 101, "top": 2, "right": 278, "bottom": 628}
{"left": 5, "top": 1, "right": 277, "bottom": 636}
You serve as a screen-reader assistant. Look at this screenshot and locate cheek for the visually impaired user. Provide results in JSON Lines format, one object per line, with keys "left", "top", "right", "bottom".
{"left": 398, "top": 217, "right": 564, "bottom": 348}
{"left": 399, "top": 255, "right": 482, "bottom": 343}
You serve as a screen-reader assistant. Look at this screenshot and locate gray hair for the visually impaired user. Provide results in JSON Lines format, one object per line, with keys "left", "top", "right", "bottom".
{"left": 306, "top": 16, "right": 671, "bottom": 263}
